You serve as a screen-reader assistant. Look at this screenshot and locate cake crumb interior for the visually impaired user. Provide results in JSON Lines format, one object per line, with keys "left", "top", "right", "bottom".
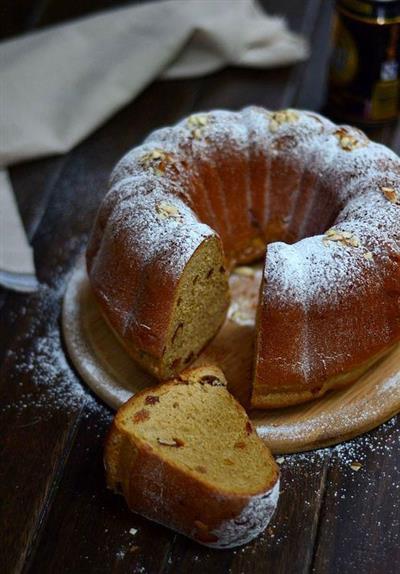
{"left": 119, "top": 381, "right": 276, "bottom": 494}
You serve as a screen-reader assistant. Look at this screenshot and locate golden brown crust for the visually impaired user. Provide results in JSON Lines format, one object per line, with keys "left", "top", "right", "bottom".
{"left": 88, "top": 223, "right": 229, "bottom": 379}
{"left": 251, "top": 343, "right": 397, "bottom": 409}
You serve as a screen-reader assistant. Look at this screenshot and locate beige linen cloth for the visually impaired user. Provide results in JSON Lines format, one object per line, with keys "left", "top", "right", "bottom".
{"left": 0, "top": 0, "right": 308, "bottom": 292}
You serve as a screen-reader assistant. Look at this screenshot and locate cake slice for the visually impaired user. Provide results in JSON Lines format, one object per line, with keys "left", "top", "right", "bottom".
{"left": 104, "top": 366, "right": 280, "bottom": 548}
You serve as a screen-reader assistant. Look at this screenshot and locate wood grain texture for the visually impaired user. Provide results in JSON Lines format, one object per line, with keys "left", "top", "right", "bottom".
{"left": 311, "top": 417, "right": 400, "bottom": 573}
{"left": 1, "top": 0, "right": 399, "bottom": 573}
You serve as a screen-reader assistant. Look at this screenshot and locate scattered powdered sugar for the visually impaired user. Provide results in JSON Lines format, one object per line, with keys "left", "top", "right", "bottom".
{"left": 278, "top": 415, "right": 399, "bottom": 470}
{"left": 286, "top": 418, "right": 400, "bottom": 551}
{"left": 249, "top": 418, "right": 400, "bottom": 562}
{"left": 5, "top": 278, "right": 397, "bottom": 559}
{"left": 115, "top": 549, "right": 126, "bottom": 561}
{"left": 382, "top": 373, "right": 400, "bottom": 392}
{"left": 2, "top": 280, "right": 107, "bottom": 418}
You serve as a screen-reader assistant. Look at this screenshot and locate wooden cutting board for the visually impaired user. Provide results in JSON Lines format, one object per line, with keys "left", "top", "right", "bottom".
{"left": 62, "top": 259, "right": 400, "bottom": 454}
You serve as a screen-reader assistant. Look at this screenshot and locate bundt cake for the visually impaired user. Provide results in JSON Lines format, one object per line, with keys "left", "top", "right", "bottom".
{"left": 104, "top": 366, "right": 280, "bottom": 548}
{"left": 87, "top": 107, "right": 400, "bottom": 408}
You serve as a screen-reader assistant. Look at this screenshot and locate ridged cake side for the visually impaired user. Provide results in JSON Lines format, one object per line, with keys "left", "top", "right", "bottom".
{"left": 87, "top": 107, "right": 400, "bottom": 405}
{"left": 253, "top": 120, "right": 400, "bottom": 407}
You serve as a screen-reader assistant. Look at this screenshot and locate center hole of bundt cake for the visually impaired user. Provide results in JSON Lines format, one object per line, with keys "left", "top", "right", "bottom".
{"left": 162, "top": 168, "right": 341, "bottom": 380}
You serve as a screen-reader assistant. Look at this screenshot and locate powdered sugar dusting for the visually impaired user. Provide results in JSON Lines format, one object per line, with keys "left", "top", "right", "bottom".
{"left": 88, "top": 171, "right": 216, "bottom": 349}
{"left": 104, "top": 175, "right": 213, "bottom": 272}
{"left": 95, "top": 107, "right": 400, "bottom": 320}
{"left": 90, "top": 105, "right": 400, "bottom": 392}
{"left": 256, "top": 112, "right": 400, "bottom": 386}
{"left": 209, "top": 478, "right": 280, "bottom": 549}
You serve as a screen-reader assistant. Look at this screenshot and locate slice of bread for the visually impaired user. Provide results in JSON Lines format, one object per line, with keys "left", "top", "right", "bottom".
{"left": 104, "top": 366, "right": 279, "bottom": 548}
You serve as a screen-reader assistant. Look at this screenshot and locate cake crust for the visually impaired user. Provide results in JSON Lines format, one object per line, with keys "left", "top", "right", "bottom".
{"left": 87, "top": 107, "right": 400, "bottom": 408}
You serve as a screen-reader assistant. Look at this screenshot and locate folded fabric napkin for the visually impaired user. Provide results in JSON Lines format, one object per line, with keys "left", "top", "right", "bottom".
{"left": 0, "top": 0, "right": 309, "bottom": 292}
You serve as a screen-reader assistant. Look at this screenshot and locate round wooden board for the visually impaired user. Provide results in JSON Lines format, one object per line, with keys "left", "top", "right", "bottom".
{"left": 63, "top": 259, "right": 400, "bottom": 454}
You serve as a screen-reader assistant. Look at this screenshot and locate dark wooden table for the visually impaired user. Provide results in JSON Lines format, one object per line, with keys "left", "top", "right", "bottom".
{"left": 1, "top": 1, "right": 399, "bottom": 572}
